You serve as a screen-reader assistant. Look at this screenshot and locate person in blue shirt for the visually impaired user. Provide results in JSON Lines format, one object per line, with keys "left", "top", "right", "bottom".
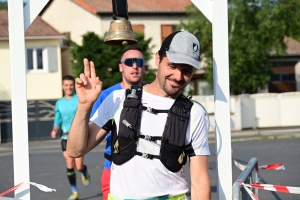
{"left": 90, "top": 45, "right": 146, "bottom": 200}
{"left": 51, "top": 75, "right": 90, "bottom": 200}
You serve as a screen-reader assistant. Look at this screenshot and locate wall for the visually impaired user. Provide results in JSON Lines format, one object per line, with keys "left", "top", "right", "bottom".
{"left": 280, "top": 92, "right": 300, "bottom": 126}
{"left": 61, "top": 48, "right": 73, "bottom": 76}
{"left": 41, "top": 0, "right": 102, "bottom": 46}
{"left": 0, "top": 41, "right": 11, "bottom": 100}
{"left": 192, "top": 95, "right": 242, "bottom": 131}
{"left": 250, "top": 93, "right": 281, "bottom": 128}
{"left": 193, "top": 92, "right": 300, "bottom": 131}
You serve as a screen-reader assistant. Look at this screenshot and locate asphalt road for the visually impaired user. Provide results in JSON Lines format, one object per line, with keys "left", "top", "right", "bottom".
{"left": 230, "top": 138, "right": 300, "bottom": 200}
{"left": 1, "top": 138, "right": 300, "bottom": 200}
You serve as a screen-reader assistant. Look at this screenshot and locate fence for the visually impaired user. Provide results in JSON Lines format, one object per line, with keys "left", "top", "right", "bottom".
{"left": 232, "top": 157, "right": 259, "bottom": 200}
{"left": 192, "top": 92, "right": 300, "bottom": 131}
{"left": 0, "top": 100, "right": 56, "bottom": 142}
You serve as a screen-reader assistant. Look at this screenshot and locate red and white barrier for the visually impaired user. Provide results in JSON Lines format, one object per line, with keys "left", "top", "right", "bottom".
{"left": 233, "top": 155, "right": 298, "bottom": 199}
{"left": 258, "top": 164, "right": 285, "bottom": 170}
{"left": 235, "top": 180, "right": 300, "bottom": 200}
{"left": 0, "top": 183, "right": 23, "bottom": 197}
{"left": 242, "top": 183, "right": 300, "bottom": 194}
{"left": 234, "top": 159, "right": 285, "bottom": 171}
{"left": 242, "top": 185, "right": 259, "bottom": 200}
{"left": 0, "top": 182, "right": 56, "bottom": 197}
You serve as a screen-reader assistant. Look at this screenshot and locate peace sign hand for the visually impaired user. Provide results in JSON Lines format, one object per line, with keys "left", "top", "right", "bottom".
{"left": 75, "top": 58, "right": 102, "bottom": 106}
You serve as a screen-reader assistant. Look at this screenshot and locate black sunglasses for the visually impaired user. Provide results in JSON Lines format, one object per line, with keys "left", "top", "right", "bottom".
{"left": 120, "top": 58, "right": 145, "bottom": 67}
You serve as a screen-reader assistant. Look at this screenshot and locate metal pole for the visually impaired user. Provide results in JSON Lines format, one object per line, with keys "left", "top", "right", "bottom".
{"left": 7, "top": 0, "right": 30, "bottom": 199}
{"left": 7, "top": 0, "right": 49, "bottom": 199}
{"left": 191, "top": 0, "right": 232, "bottom": 199}
{"left": 232, "top": 157, "right": 258, "bottom": 200}
{"left": 212, "top": 0, "right": 232, "bottom": 199}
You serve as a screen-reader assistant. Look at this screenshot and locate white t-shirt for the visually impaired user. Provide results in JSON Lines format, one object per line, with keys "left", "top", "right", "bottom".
{"left": 90, "top": 89, "right": 210, "bottom": 199}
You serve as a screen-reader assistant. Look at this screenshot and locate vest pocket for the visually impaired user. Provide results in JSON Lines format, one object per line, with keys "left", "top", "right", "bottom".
{"left": 112, "top": 136, "right": 136, "bottom": 165}
{"left": 160, "top": 142, "right": 187, "bottom": 172}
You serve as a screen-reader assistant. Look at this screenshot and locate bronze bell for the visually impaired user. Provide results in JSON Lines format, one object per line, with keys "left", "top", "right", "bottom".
{"left": 104, "top": 19, "right": 137, "bottom": 45}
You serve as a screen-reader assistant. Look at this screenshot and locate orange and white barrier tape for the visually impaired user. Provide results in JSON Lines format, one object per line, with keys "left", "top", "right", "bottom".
{"left": 0, "top": 182, "right": 56, "bottom": 197}
{"left": 242, "top": 185, "right": 259, "bottom": 200}
{"left": 259, "top": 164, "right": 285, "bottom": 170}
{"left": 234, "top": 159, "right": 285, "bottom": 171}
{"left": 241, "top": 182, "right": 300, "bottom": 195}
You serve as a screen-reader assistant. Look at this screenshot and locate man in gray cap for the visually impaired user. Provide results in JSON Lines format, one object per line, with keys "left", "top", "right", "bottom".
{"left": 67, "top": 31, "right": 211, "bottom": 200}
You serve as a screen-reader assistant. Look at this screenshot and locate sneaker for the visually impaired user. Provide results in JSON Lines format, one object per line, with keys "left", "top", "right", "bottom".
{"left": 68, "top": 192, "right": 79, "bottom": 200}
{"left": 81, "top": 173, "right": 90, "bottom": 186}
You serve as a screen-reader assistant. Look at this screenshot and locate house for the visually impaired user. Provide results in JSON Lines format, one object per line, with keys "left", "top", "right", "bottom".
{"left": 40, "top": 0, "right": 217, "bottom": 95}
{"left": 268, "top": 37, "right": 300, "bottom": 93}
{"left": 0, "top": 10, "right": 66, "bottom": 142}
{"left": 0, "top": 10, "right": 65, "bottom": 101}
{"left": 39, "top": 0, "right": 194, "bottom": 76}
{"left": 41, "top": 0, "right": 300, "bottom": 95}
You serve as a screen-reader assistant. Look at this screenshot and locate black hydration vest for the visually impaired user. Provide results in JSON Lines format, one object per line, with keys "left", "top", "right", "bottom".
{"left": 110, "top": 86, "right": 195, "bottom": 172}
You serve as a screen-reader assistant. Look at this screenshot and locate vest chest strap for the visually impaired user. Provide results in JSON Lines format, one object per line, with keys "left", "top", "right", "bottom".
{"left": 135, "top": 151, "right": 160, "bottom": 159}
{"left": 142, "top": 106, "right": 169, "bottom": 114}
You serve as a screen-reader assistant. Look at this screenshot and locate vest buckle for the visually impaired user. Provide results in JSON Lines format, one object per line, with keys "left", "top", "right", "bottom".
{"left": 146, "top": 107, "right": 153, "bottom": 113}
{"left": 142, "top": 153, "right": 149, "bottom": 158}
{"left": 144, "top": 135, "right": 151, "bottom": 141}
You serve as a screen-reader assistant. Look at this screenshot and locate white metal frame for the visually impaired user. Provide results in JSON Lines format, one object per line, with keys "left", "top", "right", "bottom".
{"left": 7, "top": 1, "right": 49, "bottom": 199}
{"left": 7, "top": 0, "right": 231, "bottom": 199}
{"left": 191, "top": 0, "right": 232, "bottom": 199}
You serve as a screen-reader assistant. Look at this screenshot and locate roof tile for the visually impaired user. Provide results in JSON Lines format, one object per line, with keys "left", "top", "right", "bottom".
{"left": 73, "top": 0, "right": 192, "bottom": 13}
{"left": 0, "top": 10, "right": 62, "bottom": 38}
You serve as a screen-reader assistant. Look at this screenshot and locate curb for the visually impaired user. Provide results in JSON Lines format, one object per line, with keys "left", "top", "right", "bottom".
{"left": 208, "top": 132, "right": 300, "bottom": 144}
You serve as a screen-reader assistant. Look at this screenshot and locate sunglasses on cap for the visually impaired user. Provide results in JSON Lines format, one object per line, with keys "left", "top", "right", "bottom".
{"left": 120, "top": 58, "right": 145, "bottom": 67}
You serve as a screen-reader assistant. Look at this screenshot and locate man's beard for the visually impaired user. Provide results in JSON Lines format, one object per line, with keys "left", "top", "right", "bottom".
{"left": 162, "top": 77, "right": 186, "bottom": 97}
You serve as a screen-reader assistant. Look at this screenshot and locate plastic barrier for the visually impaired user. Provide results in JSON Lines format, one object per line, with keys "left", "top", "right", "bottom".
{"left": 232, "top": 157, "right": 259, "bottom": 200}
{"left": 233, "top": 158, "right": 300, "bottom": 199}
{"left": 0, "top": 182, "right": 55, "bottom": 198}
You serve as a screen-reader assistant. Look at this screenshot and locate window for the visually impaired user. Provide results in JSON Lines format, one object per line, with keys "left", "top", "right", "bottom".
{"left": 282, "top": 73, "right": 295, "bottom": 82}
{"left": 270, "top": 73, "right": 295, "bottom": 82}
{"left": 270, "top": 74, "right": 280, "bottom": 81}
{"left": 27, "top": 49, "right": 33, "bottom": 70}
{"left": 26, "top": 48, "right": 44, "bottom": 71}
{"left": 37, "top": 49, "right": 43, "bottom": 69}
{"left": 26, "top": 47, "right": 58, "bottom": 73}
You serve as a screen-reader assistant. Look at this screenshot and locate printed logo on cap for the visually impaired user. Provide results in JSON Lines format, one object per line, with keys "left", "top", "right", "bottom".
{"left": 193, "top": 43, "right": 198, "bottom": 53}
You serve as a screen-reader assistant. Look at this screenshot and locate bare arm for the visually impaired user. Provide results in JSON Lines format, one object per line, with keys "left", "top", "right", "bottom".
{"left": 67, "top": 119, "right": 108, "bottom": 157}
{"left": 50, "top": 126, "right": 60, "bottom": 138}
{"left": 66, "top": 58, "right": 104, "bottom": 158}
{"left": 190, "top": 155, "right": 211, "bottom": 200}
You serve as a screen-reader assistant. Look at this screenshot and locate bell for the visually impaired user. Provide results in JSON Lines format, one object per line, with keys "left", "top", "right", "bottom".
{"left": 104, "top": 19, "right": 137, "bottom": 45}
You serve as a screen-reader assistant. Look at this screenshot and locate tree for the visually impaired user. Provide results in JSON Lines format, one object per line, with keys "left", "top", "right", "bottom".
{"left": 0, "top": 1, "right": 27, "bottom": 9}
{"left": 0, "top": 1, "right": 7, "bottom": 10}
{"left": 179, "top": 0, "right": 300, "bottom": 94}
{"left": 69, "top": 32, "right": 155, "bottom": 89}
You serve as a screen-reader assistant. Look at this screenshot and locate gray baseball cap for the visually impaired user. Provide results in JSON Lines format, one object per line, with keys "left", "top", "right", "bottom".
{"left": 159, "top": 31, "right": 200, "bottom": 69}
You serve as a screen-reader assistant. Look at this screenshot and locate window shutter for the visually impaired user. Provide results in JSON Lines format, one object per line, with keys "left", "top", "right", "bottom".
{"left": 132, "top": 24, "right": 144, "bottom": 34}
{"left": 45, "top": 46, "right": 58, "bottom": 72}
{"left": 161, "top": 25, "right": 177, "bottom": 42}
